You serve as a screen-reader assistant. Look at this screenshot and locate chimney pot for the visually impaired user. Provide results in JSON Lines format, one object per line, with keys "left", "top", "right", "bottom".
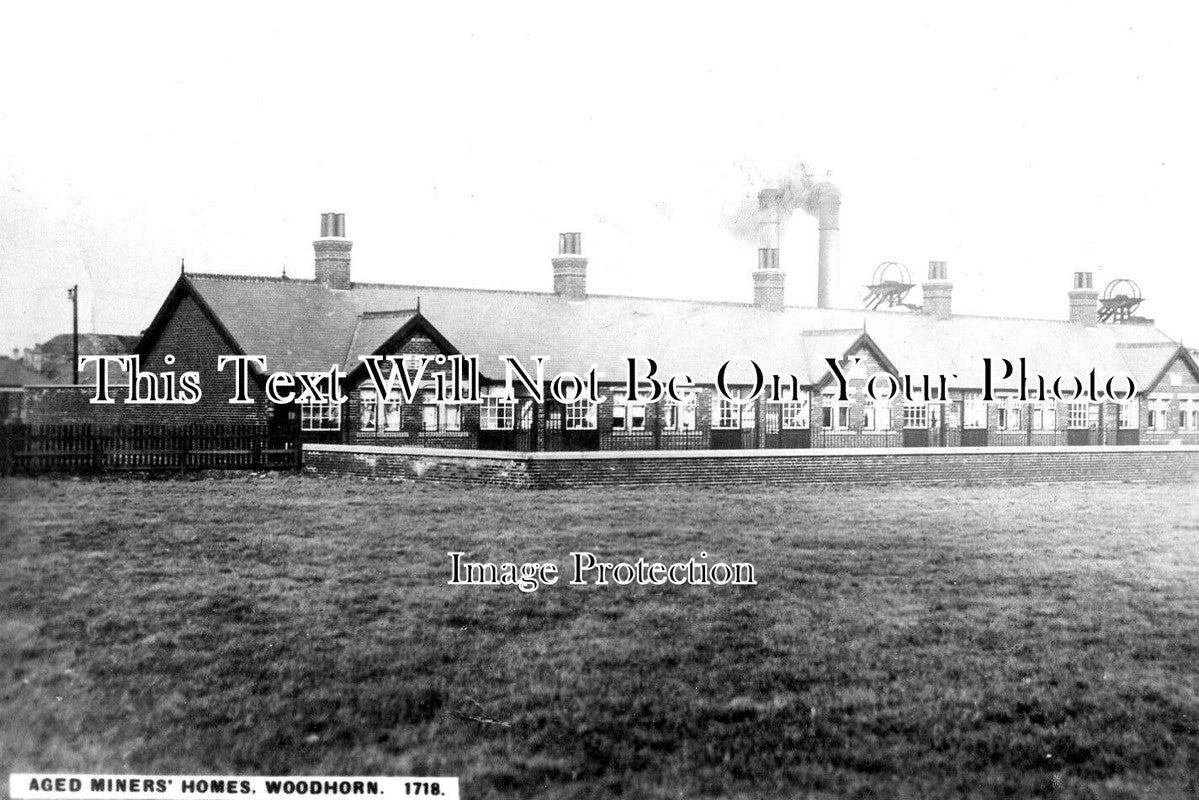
{"left": 553, "top": 232, "right": 587, "bottom": 300}
{"left": 314, "top": 212, "right": 352, "bottom": 290}
{"left": 559, "top": 232, "right": 582, "bottom": 255}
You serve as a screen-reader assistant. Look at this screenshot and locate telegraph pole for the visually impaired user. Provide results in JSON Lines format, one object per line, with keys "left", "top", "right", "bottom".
{"left": 67, "top": 285, "right": 79, "bottom": 384}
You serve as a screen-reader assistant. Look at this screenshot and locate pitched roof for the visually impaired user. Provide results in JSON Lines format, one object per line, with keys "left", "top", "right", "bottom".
{"left": 343, "top": 311, "right": 420, "bottom": 369}
{"left": 177, "top": 275, "right": 362, "bottom": 374}
{"left": 171, "top": 272, "right": 1179, "bottom": 390}
{"left": 1117, "top": 342, "right": 1199, "bottom": 390}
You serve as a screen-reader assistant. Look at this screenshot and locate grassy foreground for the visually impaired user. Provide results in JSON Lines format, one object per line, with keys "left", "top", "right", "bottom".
{"left": 2, "top": 475, "right": 1199, "bottom": 799}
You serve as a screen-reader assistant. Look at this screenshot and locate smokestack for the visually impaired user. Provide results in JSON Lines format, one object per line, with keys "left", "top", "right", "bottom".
{"left": 1068, "top": 271, "right": 1098, "bottom": 326}
{"left": 552, "top": 232, "right": 587, "bottom": 301}
{"left": 922, "top": 261, "right": 953, "bottom": 320}
{"left": 313, "top": 212, "right": 351, "bottom": 290}
{"left": 812, "top": 182, "right": 840, "bottom": 308}
{"left": 753, "top": 188, "right": 785, "bottom": 311}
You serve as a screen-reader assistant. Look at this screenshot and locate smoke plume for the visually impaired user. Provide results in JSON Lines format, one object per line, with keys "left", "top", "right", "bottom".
{"left": 723, "top": 162, "right": 826, "bottom": 244}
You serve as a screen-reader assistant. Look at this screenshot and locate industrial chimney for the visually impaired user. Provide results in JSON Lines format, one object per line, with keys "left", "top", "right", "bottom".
{"left": 1068, "top": 271, "right": 1098, "bottom": 326}
{"left": 922, "top": 261, "right": 953, "bottom": 320}
{"left": 752, "top": 188, "right": 785, "bottom": 311}
{"left": 313, "top": 213, "right": 351, "bottom": 290}
{"left": 553, "top": 232, "right": 587, "bottom": 301}
{"left": 812, "top": 182, "right": 840, "bottom": 308}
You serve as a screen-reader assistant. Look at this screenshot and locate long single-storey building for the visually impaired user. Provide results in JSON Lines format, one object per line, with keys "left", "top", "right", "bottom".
{"left": 36, "top": 203, "right": 1199, "bottom": 452}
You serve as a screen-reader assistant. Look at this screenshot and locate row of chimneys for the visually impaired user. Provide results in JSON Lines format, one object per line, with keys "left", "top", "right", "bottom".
{"left": 311, "top": 211, "right": 1103, "bottom": 325}
{"left": 905, "top": 264, "right": 1100, "bottom": 325}
{"left": 875, "top": 262, "right": 1099, "bottom": 325}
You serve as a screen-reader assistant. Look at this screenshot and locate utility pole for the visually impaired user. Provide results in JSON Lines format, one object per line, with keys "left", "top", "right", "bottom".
{"left": 67, "top": 285, "right": 79, "bottom": 384}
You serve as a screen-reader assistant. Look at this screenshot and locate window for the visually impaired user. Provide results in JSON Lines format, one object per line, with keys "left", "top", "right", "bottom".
{"left": 1179, "top": 397, "right": 1199, "bottom": 430}
{"left": 382, "top": 390, "right": 404, "bottom": 431}
{"left": 422, "top": 394, "right": 439, "bottom": 431}
{"left": 1174, "top": 396, "right": 1199, "bottom": 430}
{"left": 1147, "top": 395, "right": 1170, "bottom": 431}
{"left": 820, "top": 392, "right": 849, "bottom": 430}
{"left": 903, "top": 403, "right": 929, "bottom": 429}
{"left": 1032, "top": 402, "right": 1057, "bottom": 431}
{"left": 419, "top": 392, "right": 462, "bottom": 431}
{"left": 715, "top": 389, "right": 756, "bottom": 429}
{"left": 301, "top": 400, "right": 341, "bottom": 431}
{"left": 962, "top": 392, "right": 986, "bottom": 429}
{"left": 1007, "top": 404, "right": 1023, "bottom": 431}
{"left": 1117, "top": 401, "right": 1138, "bottom": 429}
{"left": 566, "top": 400, "right": 597, "bottom": 430}
{"left": 863, "top": 400, "right": 890, "bottom": 431}
{"left": 612, "top": 392, "right": 647, "bottom": 431}
{"left": 481, "top": 387, "right": 516, "bottom": 430}
{"left": 717, "top": 397, "right": 740, "bottom": 429}
{"left": 781, "top": 397, "right": 809, "bottom": 429}
{"left": 360, "top": 388, "right": 378, "bottom": 431}
{"left": 1066, "top": 403, "right": 1090, "bottom": 429}
{"left": 995, "top": 396, "right": 1022, "bottom": 431}
{"left": 664, "top": 399, "right": 697, "bottom": 431}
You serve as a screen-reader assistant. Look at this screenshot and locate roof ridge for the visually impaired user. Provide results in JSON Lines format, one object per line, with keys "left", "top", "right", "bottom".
{"left": 350, "top": 280, "right": 556, "bottom": 298}
{"left": 1116, "top": 341, "right": 1178, "bottom": 348}
{"left": 181, "top": 272, "right": 1179, "bottom": 335}
{"left": 804, "top": 328, "right": 863, "bottom": 336}
{"left": 359, "top": 308, "right": 419, "bottom": 319}
{"left": 187, "top": 272, "right": 317, "bottom": 284}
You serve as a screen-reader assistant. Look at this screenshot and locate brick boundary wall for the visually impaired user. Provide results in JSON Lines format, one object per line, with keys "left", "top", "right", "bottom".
{"left": 303, "top": 443, "right": 1199, "bottom": 490}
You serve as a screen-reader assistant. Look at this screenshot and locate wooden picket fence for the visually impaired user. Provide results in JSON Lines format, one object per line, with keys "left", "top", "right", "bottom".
{"left": 0, "top": 423, "right": 301, "bottom": 476}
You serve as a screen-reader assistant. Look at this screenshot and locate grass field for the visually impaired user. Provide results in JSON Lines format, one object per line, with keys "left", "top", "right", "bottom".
{"left": 3, "top": 475, "right": 1199, "bottom": 799}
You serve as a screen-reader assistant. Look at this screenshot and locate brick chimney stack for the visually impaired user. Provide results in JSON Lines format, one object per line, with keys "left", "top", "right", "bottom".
{"left": 752, "top": 188, "right": 785, "bottom": 311}
{"left": 553, "top": 232, "right": 587, "bottom": 301}
{"left": 922, "top": 260, "right": 953, "bottom": 320}
{"left": 1068, "top": 271, "right": 1098, "bottom": 326}
{"left": 314, "top": 212, "right": 352, "bottom": 290}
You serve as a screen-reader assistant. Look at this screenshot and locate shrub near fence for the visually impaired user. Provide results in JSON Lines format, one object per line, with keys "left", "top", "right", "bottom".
{"left": 0, "top": 423, "right": 300, "bottom": 476}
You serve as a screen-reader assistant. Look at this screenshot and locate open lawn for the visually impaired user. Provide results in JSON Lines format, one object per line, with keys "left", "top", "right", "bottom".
{"left": 2, "top": 475, "right": 1199, "bottom": 799}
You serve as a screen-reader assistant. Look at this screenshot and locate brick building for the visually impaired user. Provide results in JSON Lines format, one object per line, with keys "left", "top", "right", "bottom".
{"left": 43, "top": 207, "right": 1199, "bottom": 450}
{"left": 0, "top": 356, "right": 59, "bottom": 423}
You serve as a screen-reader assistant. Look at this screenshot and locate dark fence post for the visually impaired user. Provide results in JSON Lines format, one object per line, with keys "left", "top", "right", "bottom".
{"left": 178, "top": 427, "right": 189, "bottom": 475}
{"left": 531, "top": 403, "right": 540, "bottom": 452}
{"left": 0, "top": 426, "right": 11, "bottom": 476}
{"left": 294, "top": 427, "right": 304, "bottom": 471}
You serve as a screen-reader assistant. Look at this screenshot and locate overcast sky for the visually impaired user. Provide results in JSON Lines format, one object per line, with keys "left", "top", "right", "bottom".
{"left": 3, "top": 3, "right": 1198, "bottom": 354}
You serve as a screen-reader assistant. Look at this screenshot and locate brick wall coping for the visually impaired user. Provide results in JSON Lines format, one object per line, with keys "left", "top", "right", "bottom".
{"left": 305, "top": 442, "right": 1199, "bottom": 462}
